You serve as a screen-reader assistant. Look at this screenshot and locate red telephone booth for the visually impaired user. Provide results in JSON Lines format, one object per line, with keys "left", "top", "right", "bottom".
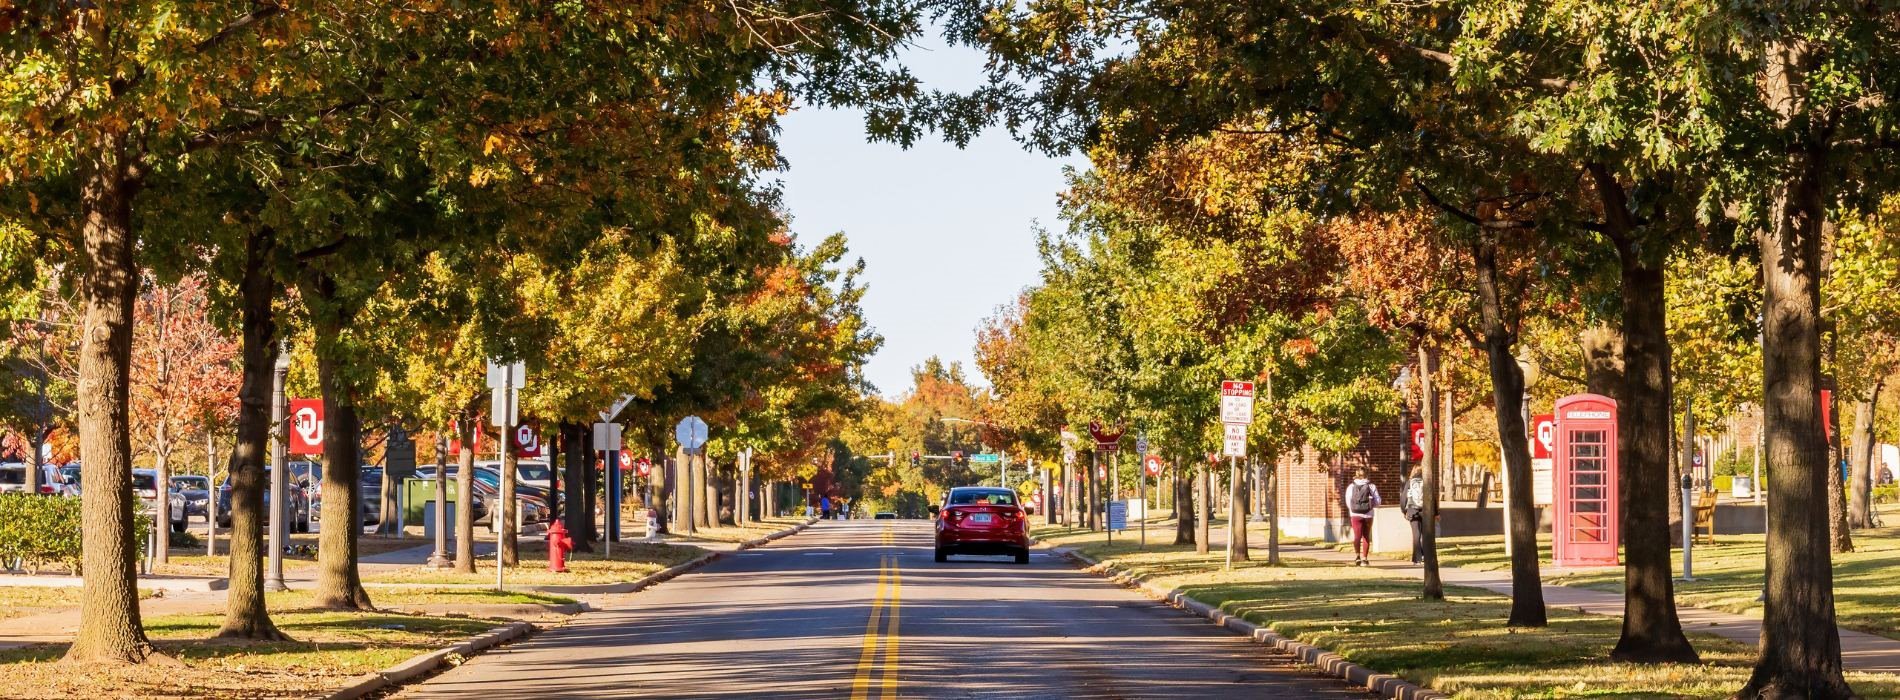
{"left": 1552, "top": 394, "right": 1620, "bottom": 567}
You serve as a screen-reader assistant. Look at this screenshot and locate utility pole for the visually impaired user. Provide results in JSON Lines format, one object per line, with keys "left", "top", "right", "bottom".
{"left": 266, "top": 342, "right": 289, "bottom": 592}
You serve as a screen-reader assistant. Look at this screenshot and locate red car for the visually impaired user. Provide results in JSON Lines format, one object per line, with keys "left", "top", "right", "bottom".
{"left": 932, "top": 487, "right": 1031, "bottom": 564}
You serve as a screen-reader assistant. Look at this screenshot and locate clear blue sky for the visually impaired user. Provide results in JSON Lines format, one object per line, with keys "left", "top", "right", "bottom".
{"left": 772, "top": 35, "right": 1084, "bottom": 398}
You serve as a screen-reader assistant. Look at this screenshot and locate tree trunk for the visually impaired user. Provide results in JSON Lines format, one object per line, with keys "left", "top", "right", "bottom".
{"left": 1266, "top": 453, "right": 1281, "bottom": 565}
{"left": 63, "top": 151, "right": 154, "bottom": 665}
{"left": 1419, "top": 346, "right": 1444, "bottom": 600}
{"left": 1174, "top": 454, "right": 1195, "bottom": 545}
{"left": 153, "top": 445, "right": 170, "bottom": 565}
{"left": 313, "top": 341, "right": 372, "bottom": 610}
{"left": 453, "top": 413, "right": 477, "bottom": 574}
{"left": 1848, "top": 388, "right": 1880, "bottom": 528}
{"left": 1472, "top": 239, "right": 1547, "bottom": 627}
{"left": 216, "top": 229, "right": 284, "bottom": 641}
{"left": 499, "top": 414, "right": 519, "bottom": 567}
{"left": 1826, "top": 393, "right": 1853, "bottom": 553}
{"left": 1738, "top": 119, "right": 1852, "bottom": 697}
{"left": 1195, "top": 459, "right": 1211, "bottom": 554}
{"left": 1605, "top": 241, "right": 1698, "bottom": 663}
{"left": 562, "top": 423, "right": 592, "bottom": 552}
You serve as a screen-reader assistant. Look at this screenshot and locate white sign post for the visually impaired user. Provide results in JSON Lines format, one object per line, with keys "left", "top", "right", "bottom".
{"left": 485, "top": 360, "right": 524, "bottom": 592}
{"left": 593, "top": 421, "right": 624, "bottom": 556}
{"left": 1220, "top": 381, "right": 1255, "bottom": 570}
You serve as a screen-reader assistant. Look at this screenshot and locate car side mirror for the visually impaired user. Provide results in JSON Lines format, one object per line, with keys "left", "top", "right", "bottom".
{"left": 927, "top": 504, "right": 940, "bottom": 517}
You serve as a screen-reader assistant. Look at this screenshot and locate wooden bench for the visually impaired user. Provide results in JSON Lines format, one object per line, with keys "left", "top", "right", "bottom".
{"left": 1692, "top": 491, "right": 1717, "bottom": 545}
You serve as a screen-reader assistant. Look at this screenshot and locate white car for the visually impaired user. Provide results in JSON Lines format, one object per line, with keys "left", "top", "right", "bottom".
{"left": 475, "top": 459, "right": 553, "bottom": 492}
{"left": 0, "top": 463, "right": 28, "bottom": 493}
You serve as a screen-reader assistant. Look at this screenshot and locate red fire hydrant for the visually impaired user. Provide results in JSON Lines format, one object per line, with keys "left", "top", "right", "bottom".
{"left": 546, "top": 520, "right": 573, "bottom": 573}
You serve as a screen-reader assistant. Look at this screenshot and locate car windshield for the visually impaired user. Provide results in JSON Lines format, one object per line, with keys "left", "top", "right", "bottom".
{"left": 948, "top": 490, "right": 1016, "bottom": 506}
{"left": 172, "top": 477, "right": 207, "bottom": 490}
{"left": 0, "top": 468, "right": 21, "bottom": 485}
{"left": 131, "top": 473, "right": 156, "bottom": 491}
{"left": 517, "top": 464, "right": 551, "bottom": 482}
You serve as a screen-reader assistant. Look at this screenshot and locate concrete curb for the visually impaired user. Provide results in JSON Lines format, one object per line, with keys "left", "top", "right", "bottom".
{"left": 1050, "top": 545, "right": 1446, "bottom": 700}
{"left": 736, "top": 517, "right": 820, "bottom": 550}
{"left": 317, "top": 620, "right": 536, "bottom": 700}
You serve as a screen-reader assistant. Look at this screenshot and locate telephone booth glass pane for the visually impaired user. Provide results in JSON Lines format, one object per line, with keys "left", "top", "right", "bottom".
{"left": 1568, "top": 430, "right": 1609, "bottom": 544}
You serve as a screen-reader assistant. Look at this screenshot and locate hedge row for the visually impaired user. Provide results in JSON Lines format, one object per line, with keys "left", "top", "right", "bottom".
{"left": 0, "top": 493, "right": 151, "bottom": 574}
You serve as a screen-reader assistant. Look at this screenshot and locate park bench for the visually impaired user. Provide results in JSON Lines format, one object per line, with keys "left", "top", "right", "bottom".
{"left": 1692, "top": 490, "right": 1717, "bottom": 545}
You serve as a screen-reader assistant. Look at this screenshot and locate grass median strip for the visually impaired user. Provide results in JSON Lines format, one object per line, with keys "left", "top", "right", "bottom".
{"left": 1036, "top": 524, "right": 1900, "bottom": 698}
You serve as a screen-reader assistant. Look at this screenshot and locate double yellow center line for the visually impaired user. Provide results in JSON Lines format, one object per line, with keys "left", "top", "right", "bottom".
{"left": 852, "top": 528, "right": 901, "bottom": 699}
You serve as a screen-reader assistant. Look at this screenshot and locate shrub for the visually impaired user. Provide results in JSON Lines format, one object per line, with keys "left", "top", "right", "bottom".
{"left": 1875, "top": 484, "right": 1898, "bottom": 505}
{"left": 0, "top": 493, "right": 150, "bottom": 574}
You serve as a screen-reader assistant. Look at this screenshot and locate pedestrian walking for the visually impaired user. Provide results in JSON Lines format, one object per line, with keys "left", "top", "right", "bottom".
{"left": 1342, "top": 469, "right": 1381, "bottom": 566}
{"left": 820, "top": 495, "right": 832, "bottom": 520}
{"left": 1400, "top": 468, "right": 1426, "bottom": 564}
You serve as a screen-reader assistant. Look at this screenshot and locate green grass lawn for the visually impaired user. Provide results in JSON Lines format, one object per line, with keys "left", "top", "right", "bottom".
{"left": 363, "top": 540, "right": 705, "bottom": 586}
{"left": 0, "top": 608, "right": 507, "bottom": 699}
{"left": 1034, "top": 524, "right": 1900, "bottom": 698}
{"left": 1365, "top": 503, "right": 1900, "bottom": 641}
{"left": 268, "top": 587, "right": 575, "bottom": 609}
{"left": 0, "top": 587, "right": 156, "bottom": 621}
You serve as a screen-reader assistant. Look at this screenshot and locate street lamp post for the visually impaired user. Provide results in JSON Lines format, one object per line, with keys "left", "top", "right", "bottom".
{"left": 267, "top": 341, "right": 290, "bottom": 592}
{"left": 427, "top": 437, "right": 451, "bottom": 568}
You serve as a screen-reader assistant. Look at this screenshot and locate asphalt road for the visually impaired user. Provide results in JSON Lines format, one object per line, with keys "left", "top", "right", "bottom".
{"left": 396, "top": 520, "right": 1372, "bottom": 699}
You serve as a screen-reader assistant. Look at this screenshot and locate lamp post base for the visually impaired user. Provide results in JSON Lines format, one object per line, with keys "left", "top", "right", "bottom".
{"left": 425, "top": 552, "right": 452, "bottom": 568}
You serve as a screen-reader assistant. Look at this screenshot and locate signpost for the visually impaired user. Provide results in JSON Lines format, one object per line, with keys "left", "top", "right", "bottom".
{"left": 486, "top": 360, "right": 524, "bottom": 591}
{"left": 1220, "top": 381, "right": 1255, "bottom": 569}
{"left": 593, "top": 421, "right": 624, "bottom": 554}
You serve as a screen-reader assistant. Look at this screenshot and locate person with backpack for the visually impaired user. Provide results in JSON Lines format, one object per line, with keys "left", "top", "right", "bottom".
{"left": 1400, "top": 468, "right": 1426, "bottom": 564}
{"left": 1342, "top": 468, "right": 1382, "bottom": 566}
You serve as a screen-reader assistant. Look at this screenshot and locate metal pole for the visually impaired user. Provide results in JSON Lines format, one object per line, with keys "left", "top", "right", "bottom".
{"left": 267, "top": 350, "right": 288, "bottom": 592}
{"left": 428, "top": 437, "right": 449, "bottom": 568}
{"left": 606, "top": 449, "right": 618, "bottom": 558}
{"left": 206, "top": 433, "right": 216, "bottom": 558}
{"left": 1225, "top": 455, "right": 1237, "bottom": 570}
{"left": 1140, "top": 468, "right": 1147, "bottom": 548}
{"left": 497, "top": 369, "right": 511, "bottom": 593}
{"left": 1680, "top": 474, "right": 1695, "bottom": 581}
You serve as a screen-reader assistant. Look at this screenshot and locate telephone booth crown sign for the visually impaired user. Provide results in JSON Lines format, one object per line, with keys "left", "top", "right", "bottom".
{"left": 1552, "top": 393, "right": 1620, "bottom": 567}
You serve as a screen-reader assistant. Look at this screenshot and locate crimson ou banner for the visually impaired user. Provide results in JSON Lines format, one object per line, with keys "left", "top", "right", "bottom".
{"left": 513, "top": 422, "right": 543, "bottom": 458}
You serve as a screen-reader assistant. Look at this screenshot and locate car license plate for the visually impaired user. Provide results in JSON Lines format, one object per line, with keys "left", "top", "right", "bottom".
{"left": 971, "top": 513, "right": 992, "bottom": 523}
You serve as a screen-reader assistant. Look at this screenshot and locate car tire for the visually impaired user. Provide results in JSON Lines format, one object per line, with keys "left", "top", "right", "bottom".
{"left": 171, "top": 519, "right": 187, "bottom": 534}
{"left": 934, "top": 547, "right": 947, "bottom": 563}
{"left": 1014, "top": 548, "right": 1030, "bottom": 565}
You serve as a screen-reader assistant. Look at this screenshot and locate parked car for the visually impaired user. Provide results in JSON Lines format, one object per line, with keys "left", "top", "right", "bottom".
{"left": 0, "top": 463, "right": 27, "bottom": 493}
{"left": 170, "top": 475, "right": 212, "bottom": 521}
{"left": 57, "top": 463, "right": 81, "bottom": 496}
{"left": 414, "top": 466, "right": 548, "bottom": 524}
{"left": 875, "top": 512, "right": 898, "bottom": 520}
{"left": 307, "top": 464, "right": 384, "bottom": 530}
{"left": 474, "top": 459, "right": 554, "bottom": 492}
{"left": 217, "top": 466, "right": 313, "bottom": 532}
{"left": 132, "top": 469, "right": 190, "bottom": 533}
{"left": 931, "top": 486, "right": 1031, "bottom": 564}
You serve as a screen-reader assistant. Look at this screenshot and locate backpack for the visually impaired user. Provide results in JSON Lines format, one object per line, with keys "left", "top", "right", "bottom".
{"left": 1402, "top": 478, "right": 1425, "bottom": 520}
{"left": 1349, "top": 483, "right": 1376, "bottom": 515}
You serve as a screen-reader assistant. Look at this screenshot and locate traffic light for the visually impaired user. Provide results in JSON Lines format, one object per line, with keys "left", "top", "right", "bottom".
{"left": 951, "top": 451, "right": 966, "bottom": 467}
{"left": 910, "top": 452, "right": 921, "bottom": 467}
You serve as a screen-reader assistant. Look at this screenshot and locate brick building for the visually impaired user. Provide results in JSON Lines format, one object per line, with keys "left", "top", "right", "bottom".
{"left": 1274, "top": 421, "right": 1408, "bottom": 542}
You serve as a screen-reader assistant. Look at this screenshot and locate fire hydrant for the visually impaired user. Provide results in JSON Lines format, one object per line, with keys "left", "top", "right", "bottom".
{"left": 546, "top": 520, "right": 573, "bottom": 573}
